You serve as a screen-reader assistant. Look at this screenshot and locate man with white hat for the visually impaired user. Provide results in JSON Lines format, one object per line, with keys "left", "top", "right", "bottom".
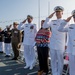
{"left": 43, "top": 6, "right": 67, "bottom": 75}
{"left": 18, "top": 15, "right": 37, "bottom": 70}
{"left": 58, "top": 10, "right": 75, "bottom": 75}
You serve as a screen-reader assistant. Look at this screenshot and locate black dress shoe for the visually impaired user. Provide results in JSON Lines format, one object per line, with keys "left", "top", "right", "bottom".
{"left": 5, "top": 55, "right": 11, "bottom": 57}
{"left": 0, "top": 51, "right": 3, "bottom": 53}
{"left": 12, "top": 58, "right": 17, "bottom": 60}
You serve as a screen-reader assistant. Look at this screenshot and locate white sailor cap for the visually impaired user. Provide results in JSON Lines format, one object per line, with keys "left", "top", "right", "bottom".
{"left": 54, "top": 6, "right": 64, "bottom": 12}
{"left": 72, "top": 10, "right": 75, "bottom": 16}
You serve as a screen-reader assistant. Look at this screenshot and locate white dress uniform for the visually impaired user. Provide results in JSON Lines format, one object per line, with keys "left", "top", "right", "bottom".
{"left": 43, "top": 18, "right": 66, "bottom": 75}
{"left": 18, "top": 22, "right": 37, "bottom": 69}
{"left": 58, "top": 20, "right": 75, "bottom": 75}
{"left": 3, "top": 30, "right": 11, "bottom": 56}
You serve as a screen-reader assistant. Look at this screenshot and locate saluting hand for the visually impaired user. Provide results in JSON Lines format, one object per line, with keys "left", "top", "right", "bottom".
{"left": 22, "top": 19, "right": 27, "bottom": 23}
{"left": 65, "top": 16, "right": 73, "bottom": 22}
{"left": 48, "top": 12, "right": 55, "bottom": 18}
{"left": 9, "top": 24, "right": 12, "bottom": 28}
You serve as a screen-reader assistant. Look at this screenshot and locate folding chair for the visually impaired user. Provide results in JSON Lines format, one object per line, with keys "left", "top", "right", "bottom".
{"left": 62, "top": 53, "right": 69, "bottom": 75}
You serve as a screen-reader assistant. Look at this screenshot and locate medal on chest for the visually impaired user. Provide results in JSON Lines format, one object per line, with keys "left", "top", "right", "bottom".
{"left": 30, "top": 25, "right": 34, "bottom": 32}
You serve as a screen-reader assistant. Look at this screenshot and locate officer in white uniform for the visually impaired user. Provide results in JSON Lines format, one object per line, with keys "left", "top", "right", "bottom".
{"left": 43, "top": 6, "right": 66, "bottom": 75}
{"left": 58, "top": 10, "right": 75, "bottom": 75}
{"left": 18, "top": 15, "right": 37, "bottom": 70}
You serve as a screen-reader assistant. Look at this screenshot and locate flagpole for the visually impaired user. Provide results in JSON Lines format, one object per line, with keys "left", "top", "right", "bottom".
{"left": 38, "top": 0, "right": 40, "bottom": 29}
{"left": 48, "top": 1, "right": 50, "bottom": 16}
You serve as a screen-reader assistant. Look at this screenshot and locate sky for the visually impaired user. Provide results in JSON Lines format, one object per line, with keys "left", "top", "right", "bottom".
{"left": 0, "top": 0, "right": 75, "bottom": 29}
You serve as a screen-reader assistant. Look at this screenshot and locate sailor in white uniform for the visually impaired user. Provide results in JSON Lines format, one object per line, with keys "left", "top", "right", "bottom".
{"left": 43, "top": 6, "right": 67, "bottom": 75}
{"left": 18, "top": 15, "right": 37, "bottom": 70}
{"left": 58, "top": 10, "right": 75, "bottom": 75}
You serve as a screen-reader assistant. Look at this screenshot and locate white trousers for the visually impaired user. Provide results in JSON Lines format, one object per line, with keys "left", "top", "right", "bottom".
{"left": 5, "top": 43, "right": 11, "bottom": 55}
{"left": 24, "top": 45, "right": 36, "bottom": 67}
{"left": 0, "top": 42, "right": 4, "bottom": 52}
{"left": 50, "top": 49, "right": 64, "bottom": 75}
{"left": 69, "top": 53, "right": 75, "bottom": 75}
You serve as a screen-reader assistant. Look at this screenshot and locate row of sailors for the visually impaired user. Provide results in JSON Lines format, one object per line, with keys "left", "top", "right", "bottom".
{"left": 1, "top": 6, "right": 75, "bottom": 75}
{"left": 0, "top": 12, "right": 68, "bottom": 75}
{"left": 0, "top": 15, "right": 37, "bottom": 71}
{"left": 0, "top": 14, "right": 50, "bottom": 73}
{"left": 0, "top": 23, "right": 24, "bottom": 57}
{"left": 40, "top": 6, "right": 75, "bottom": 75}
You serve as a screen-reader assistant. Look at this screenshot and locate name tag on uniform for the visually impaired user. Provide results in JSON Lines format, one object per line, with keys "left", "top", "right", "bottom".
{"left": 53, "top": 24, "right": 57, "bottom": 25}
{"left": 14, "top": 31, "right": 18, "bottom": 33}
{"left": 69, "top": 27, "right": 74, "bottom": 29}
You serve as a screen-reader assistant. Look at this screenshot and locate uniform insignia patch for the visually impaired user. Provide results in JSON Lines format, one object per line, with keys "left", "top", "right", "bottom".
{"left": 30, "top": 25, "right": 34, "bottom": 29}
{"left": 53, "top": 24, "right": 57, "bottom": 25}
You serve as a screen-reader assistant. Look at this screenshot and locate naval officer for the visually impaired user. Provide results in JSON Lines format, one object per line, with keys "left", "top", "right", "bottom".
{"left": 18, "top": 15, "right": 37, "bottom": 70}
{"left": 58, "top": 10, "right": 75, "bottom": 75}
{"left": 43, "top": 6, "right": 67, "bottom": 75}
